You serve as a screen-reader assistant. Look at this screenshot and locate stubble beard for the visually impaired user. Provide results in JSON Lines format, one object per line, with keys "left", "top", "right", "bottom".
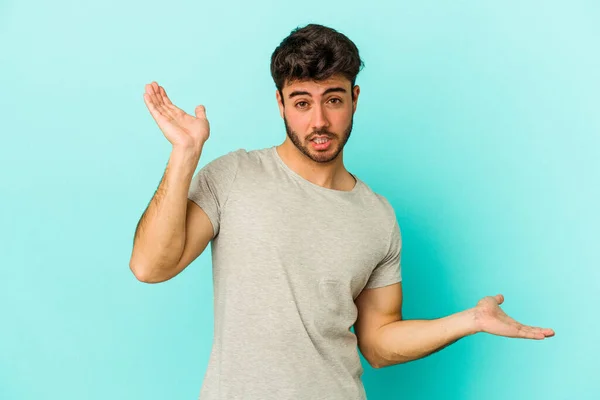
{"left": 283, "top": 114, "right": 354, "bottom": 164}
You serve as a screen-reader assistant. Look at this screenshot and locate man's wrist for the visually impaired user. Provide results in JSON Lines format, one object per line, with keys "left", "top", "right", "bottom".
{"left": 462, "top": 307, "right": 482, "bottom": 336}
{"left": 167, "top": 144, "right": 203, "bottom": 182}
{"left": 172, "top": 143, "right": 203, "bottom": 159}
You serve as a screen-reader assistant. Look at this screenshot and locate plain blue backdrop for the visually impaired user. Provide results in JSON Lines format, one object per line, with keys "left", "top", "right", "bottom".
{"left": 1, "top": 0, "right": 598, "bottom": 399}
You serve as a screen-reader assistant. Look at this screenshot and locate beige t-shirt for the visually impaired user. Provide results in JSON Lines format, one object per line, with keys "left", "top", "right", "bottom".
{"left": 188, "top": 146, "right": 402, "bottom": 400}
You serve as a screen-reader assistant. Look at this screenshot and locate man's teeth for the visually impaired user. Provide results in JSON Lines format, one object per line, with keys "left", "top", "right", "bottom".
{"left": 313, "top": 138, "right": 329, "bottom": 144}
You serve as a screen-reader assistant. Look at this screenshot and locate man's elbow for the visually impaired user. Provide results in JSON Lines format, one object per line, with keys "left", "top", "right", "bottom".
{"left": 369, "top": 356, "right": 410, "bottom": 369}
{"left": 361, "top": 344, "right": 390, "bottom": 369}
{"left": 361, "top": 343, "right": 410, "bottom": 369}
{"left": 366, "top": 354, "right": 393, "bottom": 369}
{"left": 129, "top": 261, "right": 168, "bottom": 284}
{"left": 367, "top": 354, "right": 396, "bottom": 369}
{"left": 368, "top": 358, "right": 384, "bottom": 369}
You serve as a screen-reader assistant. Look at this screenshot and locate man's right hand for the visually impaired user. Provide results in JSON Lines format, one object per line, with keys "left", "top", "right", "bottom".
{"left": 143, "top": 81, "right": 210, "bottom": 151}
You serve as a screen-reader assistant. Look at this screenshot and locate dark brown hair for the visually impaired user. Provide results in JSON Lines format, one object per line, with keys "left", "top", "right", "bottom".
{"left": 270, "top": 24, "right": 365, "bottom": 103}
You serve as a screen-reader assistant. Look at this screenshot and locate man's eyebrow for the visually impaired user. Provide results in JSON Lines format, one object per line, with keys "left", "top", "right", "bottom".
{"left": 288, "top": 87, "right": 347, "bottom": 99}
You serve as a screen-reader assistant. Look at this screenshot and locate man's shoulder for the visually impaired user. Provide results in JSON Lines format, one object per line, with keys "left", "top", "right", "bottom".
{"left": 374, "top": 192, "right": 397, "bottom": 221}
{"left": 203, "top": 146, "right": 270, "bottom": 169}
{"left": 355, "top": 180, "right": 397, "bottom": 223}
{"left": 212, "top": 146, "right": 271, "bottom": 162}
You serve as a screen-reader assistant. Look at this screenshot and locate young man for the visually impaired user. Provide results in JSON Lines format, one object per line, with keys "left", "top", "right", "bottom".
{"left": 130, "top": 24, "right": 554, "bottom": 400}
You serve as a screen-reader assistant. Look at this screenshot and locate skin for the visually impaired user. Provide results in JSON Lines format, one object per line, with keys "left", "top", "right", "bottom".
{"left": 274, "top": 74, "right": 556, "bottom": 369}
{"left": 275, "top": 73, "right": 360, "bottom": 192}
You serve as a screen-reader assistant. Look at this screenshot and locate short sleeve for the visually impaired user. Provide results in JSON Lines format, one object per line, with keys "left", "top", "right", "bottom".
{"left": 187, "top": 149, "right": 242, "bottom": 237}
{"left": 365, "top": 218, "right": 402, "bottom": 289}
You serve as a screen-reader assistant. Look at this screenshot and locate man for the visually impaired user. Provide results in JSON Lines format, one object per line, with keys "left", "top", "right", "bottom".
{"left": 130, "top": 24, "right": 554, "bottom": 400}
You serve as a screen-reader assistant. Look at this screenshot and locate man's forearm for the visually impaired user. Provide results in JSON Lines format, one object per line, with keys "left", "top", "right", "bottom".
{"left": 372, "top": 308, "right": 479, "bottom": 368}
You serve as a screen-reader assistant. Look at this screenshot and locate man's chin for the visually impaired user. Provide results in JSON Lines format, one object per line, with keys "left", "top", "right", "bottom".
{"left": 305, "top": 147, "right": 340, "bottom": 163}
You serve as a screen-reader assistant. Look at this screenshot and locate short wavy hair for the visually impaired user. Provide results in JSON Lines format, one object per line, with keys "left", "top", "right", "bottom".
{"left": 270, "top": 24, "right": 365, "bottom": 103}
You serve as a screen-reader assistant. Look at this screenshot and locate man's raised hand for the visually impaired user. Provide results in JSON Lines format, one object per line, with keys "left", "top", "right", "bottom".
{"left": 143, "top": 81, "right": 210, "bottom": 150}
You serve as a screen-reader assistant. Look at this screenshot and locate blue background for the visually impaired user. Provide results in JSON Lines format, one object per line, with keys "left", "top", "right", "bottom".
{"left": 1, "top": 0, "right": 598, "bottom": 399}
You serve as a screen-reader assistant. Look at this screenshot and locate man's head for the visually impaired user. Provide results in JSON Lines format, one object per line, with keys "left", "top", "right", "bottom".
{"left": 270, "top": 24, "right": 364, "bottom": 163}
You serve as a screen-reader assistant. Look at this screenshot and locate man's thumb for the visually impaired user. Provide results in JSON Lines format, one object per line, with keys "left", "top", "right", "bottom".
{"left": 195, "top": 105, "right": 207, "bottom": 119}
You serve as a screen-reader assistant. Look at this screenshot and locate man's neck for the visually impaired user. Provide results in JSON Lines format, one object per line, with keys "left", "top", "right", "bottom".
{"left": 275, "top": 140, "right": 356, "bottom": 192}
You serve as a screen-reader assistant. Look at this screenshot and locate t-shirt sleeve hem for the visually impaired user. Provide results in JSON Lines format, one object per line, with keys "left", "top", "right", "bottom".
{"left": 363, "top": 276, "right": 402, "bottom": 290}
{"left": 187, "top": 196, "right": 219, "bottom": 238}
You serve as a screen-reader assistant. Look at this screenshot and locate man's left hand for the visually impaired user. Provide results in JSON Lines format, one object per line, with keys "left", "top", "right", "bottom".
{"left": 472, "top": 294, "right": 555, "bottom": 339}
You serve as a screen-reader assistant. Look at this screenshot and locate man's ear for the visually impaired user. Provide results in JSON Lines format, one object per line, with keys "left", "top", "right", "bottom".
{"left": 352, "top": 85, "right": 360, "bottom": 113}
{"left": 276, "top": 89, "right": 285, "bottom": 119}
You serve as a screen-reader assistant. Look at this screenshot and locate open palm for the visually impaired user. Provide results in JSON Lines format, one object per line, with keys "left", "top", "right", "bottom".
{"left": 474, "top": 294, "right": 555, "bottom": 340}
{"left": 143, "top": 81, "right": 210, "bottom": 149}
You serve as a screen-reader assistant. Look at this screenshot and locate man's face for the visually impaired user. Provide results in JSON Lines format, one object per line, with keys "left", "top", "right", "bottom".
{"left": 277, "top": 74, "right": 360, "bottom": 163}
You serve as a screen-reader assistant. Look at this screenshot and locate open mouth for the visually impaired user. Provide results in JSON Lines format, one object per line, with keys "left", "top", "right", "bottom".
{"left": 310, "top": 136, "right": 332, "bottom": 150}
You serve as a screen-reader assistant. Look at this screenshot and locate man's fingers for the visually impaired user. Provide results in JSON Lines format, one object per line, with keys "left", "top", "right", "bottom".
{"left": 517, "top": 324, "right": 552, "bottom": 339}
{"left": 527, "top": 328, "right": 546, "bottom": 339}
{"left": 150, "top": 82, "right": 165, "bottom": 107}
{"left": 143, "top": 92, "right": 165, "bottom": 123}
{"left": 144, "top": 84, "right": 172, "bottom": 123}
{"left": 516, "top": 324, "right": 540, "bottom": 339}
{"left": 144, "top": 82, "right": 195, "bottom": 135}
{"left": 145, "top": 84, "right": 161, "bottom": 111}
{"left": 195, "top": 105, "right": 207, "bottom": 119}
{"left": 146, "top": 83, "right": 174, "bottom": 119}
{"left": 148, "top": 82, "right": 169, "bottom": 118}
{"left": 153, "top": 83, "right": 186, "bottom": 118}
{"left": 160, "top": 86, "right": 174, "bottom": 106}
{"left": 534, "top": 326, "right": 555, "bottom": 337}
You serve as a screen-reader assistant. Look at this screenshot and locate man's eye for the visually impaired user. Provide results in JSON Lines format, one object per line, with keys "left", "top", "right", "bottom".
{"left": 296, "top": 101, "right": 308, "bottom": 108}
{"left": 329, "top": 98, "right": 341, "bottom": 104}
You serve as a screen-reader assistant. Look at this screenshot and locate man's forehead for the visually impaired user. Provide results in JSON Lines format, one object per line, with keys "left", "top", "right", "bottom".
{"left": 283, "top": 76, "right": 351, "bottom": 95}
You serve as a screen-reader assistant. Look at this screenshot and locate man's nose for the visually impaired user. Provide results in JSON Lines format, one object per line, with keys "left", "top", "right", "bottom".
{"left": 311, "top": 104, "right": 330, "bottom": 130}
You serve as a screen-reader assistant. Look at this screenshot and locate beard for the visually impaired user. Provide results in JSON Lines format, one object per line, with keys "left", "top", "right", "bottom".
{"left": 283, "top": 114, "right": 354, "bottom": 164}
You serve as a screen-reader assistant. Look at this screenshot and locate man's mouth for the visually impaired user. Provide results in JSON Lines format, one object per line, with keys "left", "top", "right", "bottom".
{"left": 310, "top": 136, "right": 332, "bottom": 150}
{"left": 312, "top": 136, "right": 331, "bottom": 144}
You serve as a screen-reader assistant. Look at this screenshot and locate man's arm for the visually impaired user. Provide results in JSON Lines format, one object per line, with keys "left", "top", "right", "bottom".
{"left": 129, "top": 147, "right": 214, "bottom": 283}
{"left": 354, "top": 283, "right": 555, "bottom": 369}
{"left": 129, "top": 82, "right": 214, "bottom": 283}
